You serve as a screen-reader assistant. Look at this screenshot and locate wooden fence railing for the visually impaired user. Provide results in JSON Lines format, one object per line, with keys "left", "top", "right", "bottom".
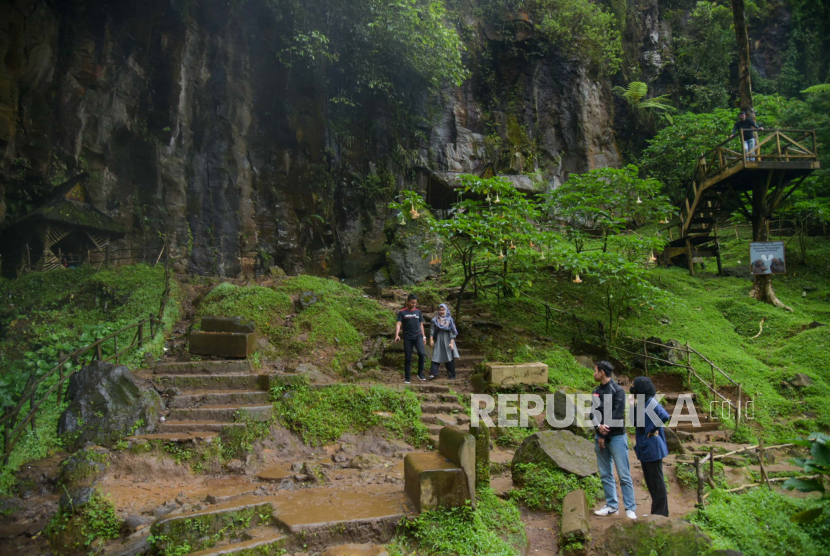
{"left": 1, "top": 247, "right": 172, "bottom": 464}
{"left": 504, "top": 292, "right": 748, "bottom": 430}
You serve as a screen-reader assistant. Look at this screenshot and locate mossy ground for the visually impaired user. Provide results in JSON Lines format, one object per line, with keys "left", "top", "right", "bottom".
{"left": 0, "top": 264, "right": 179, "bottom": 494}
{"left": 45, "top": 489, "right": 123, "bottom": 554}
{"left": 435, "top": 228, "right": 830, "bottom": 443}
{"left": 197, "top": 276, "right": 394, "bottom": 372}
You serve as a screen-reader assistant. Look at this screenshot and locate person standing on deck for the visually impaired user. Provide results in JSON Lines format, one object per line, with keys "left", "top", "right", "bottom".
{"left": 592, "top": 360, "right": 637, "bottom": 519}
{"left": 428, "top": 303, "right": 459, "bottom": 380}
{"left": 394, "top": 294, "right": 427, "bottom": 384}
{"left": 730, "top": 110, "right": 763, "bottom": 161}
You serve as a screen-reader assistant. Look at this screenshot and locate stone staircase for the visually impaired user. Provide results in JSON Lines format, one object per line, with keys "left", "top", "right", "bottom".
{"left": 409, "top": 383, "right": 470, "bottom": 444}
{"left": 150, "top": 360, "right": 272, "bottom": 437}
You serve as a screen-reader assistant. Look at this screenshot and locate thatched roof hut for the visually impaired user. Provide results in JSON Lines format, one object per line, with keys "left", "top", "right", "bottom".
{"left": 0, "top": 174, "right": 124, "bottom": 277}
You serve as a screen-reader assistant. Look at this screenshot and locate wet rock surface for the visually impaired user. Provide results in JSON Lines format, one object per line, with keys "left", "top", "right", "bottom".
{"left": 512, "top": 430, "right": 599, "bottom": 478}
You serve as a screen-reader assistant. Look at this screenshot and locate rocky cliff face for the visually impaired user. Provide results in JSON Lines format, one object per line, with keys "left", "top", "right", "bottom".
{"left": 0, "top": 0, "right": 790, "bottom": 282}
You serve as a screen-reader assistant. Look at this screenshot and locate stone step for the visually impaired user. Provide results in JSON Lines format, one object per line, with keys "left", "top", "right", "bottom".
{"left": 168, "top": 405, "right": 273, "bottom": 422}
{"left": 167, "top": 391, "right": 271, "bottom": 408}
{"left": 151, "top": 497, "right": 279, "bottom": 554}
{"left": 420, "top": 413, "right": 470, "bottom": 427}
{"left": 125, "top": 432, "right": 219, "bottom": 443}
{"left": 415, "top": 393, "right": 458, "bottom": 403}
{"left": 421, "top": 402, "right": 463, "bottom": 414}
{"left": 156, "top": 420, "right": 247, "bottom": 433}
{"left": 187, "top": 530, "right": 288, "bottom": 556}
{"left": 662, "top": 392, "right": 697, "bottom": 403}
{"left": 154, "top": 374, "right": 268, "bottom": 391}
{"left": 409, "top": 383, "right": 451, "bottom": 394}
{"left": 155, "top": 360, "right": 253, "bottom": 375}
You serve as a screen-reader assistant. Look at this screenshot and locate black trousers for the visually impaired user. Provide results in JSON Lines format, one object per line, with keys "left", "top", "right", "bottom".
{"left": 641, "top": 459, "right": 669, "bottom": 516}
{"left": 430, "top": 360, "right": 456, "bottom": 379}
{"left": 403, "top": 337, "right": 425, "bottom": 380}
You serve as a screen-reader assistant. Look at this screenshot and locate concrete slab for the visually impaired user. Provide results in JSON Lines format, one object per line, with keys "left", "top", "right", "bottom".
{"left": 485, "top": 362, "right": 548, "bottom": 385}
{"left": 561, "top": 489, "right": 590, "bottom": 543}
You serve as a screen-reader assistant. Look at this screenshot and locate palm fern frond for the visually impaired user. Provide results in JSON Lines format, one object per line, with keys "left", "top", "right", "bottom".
{"left": 802, "top": 83, "right": 830, "bottom": 94}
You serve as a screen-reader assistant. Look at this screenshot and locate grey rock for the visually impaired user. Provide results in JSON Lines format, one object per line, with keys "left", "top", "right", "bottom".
{"left": 58, "top": 362, "right": 163, "bottom": 451}
{"left": 349, "top": 453, "right": 384, "bottom": 470}
{"left": 59, "top": 448, "right": 110, "bottom": 487}
{"left": 59, "top": 486, "right": 96, "bottom": 512}
{"left": 722, "top": 266, "right": 753, "bottom": 280}
{"left": 387, "top": 217, "right": 441, "bottom": 285}
{"left": 225, "top": 459, "right": 245, "bottom": 473}
{"left": 573, "top": 356, "right": 595, "bottom": 370}
{"left": 664, "top": 427, "right": 687, "bottom": 455}
{"left": 789, "top": 373, "right": 813, "bottom": 388}
{"left": 594, "top": 515, "right": 712, "bottom": 555}
{"left": 102, "top": 530, "right": 151, "bottom": 556}
{"left": 153, "top": 501, "right": 179, "bottom": 519}
{"left": 123, "top": 514, "right": 154, "bottom": 532}
{"left": 512, "top": 430, "right": 598, "bottom": 479}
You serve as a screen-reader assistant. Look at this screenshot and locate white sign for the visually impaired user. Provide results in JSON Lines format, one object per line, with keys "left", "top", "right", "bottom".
{"left": 749, "top": 241, "right": 786, "bottom": 274}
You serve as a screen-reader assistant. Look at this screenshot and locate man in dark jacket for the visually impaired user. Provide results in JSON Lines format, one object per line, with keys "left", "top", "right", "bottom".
{"left": 730, "top": 110, "right": 763, "bottom": 161}
{"left": 592, "top": 361, "right": 637, "bottom": 519}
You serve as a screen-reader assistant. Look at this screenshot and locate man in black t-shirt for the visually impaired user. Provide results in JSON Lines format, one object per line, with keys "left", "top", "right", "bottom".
{"left": 730, "top": 111, "right": 763, "bottom": 161}
{"left": 395, "top": 294, "right": 427, "bottom": 383}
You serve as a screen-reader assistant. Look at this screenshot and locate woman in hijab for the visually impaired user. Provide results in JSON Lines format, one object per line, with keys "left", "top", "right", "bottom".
{"left": 429, "top": 303, "right": 460, "bottom": 379}
{"left": 631, "top": 376, "right": 671, "bottom": 517}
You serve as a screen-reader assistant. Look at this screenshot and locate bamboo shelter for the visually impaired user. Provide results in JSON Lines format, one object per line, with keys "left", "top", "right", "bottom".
{"left": 0, "top": 173, "right": 125, "bottom": 277}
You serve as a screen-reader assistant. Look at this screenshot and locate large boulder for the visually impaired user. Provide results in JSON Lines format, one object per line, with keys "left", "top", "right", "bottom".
{"left": 541, "top": 390, "right": 593, "bottom": 439}
{"left": 58, "top": 362, "right": 163, "bottom": 450}
{"left": 386, "top": 216, "right": 441, "bottom": 285}
{"left": 512, "top": 430, "right": 598, "bottom": 479}
{"left": 594, "top": 516, "right": 712, "bottom": 556}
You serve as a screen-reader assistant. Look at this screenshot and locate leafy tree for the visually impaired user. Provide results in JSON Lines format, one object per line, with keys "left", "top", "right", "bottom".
{"left": 671, "top": 1, "right": 736, "bottom": 112}
{"left": 783, "top": 432, "right": 830, "bottom": 527}
{"left": 391, "top": 176, "right": 547, "bottom": 317}
{"left": 543, "top": 164, "right": 672, "bottom": 253}
{"left": 613, "top": 82, "right": 675, "bottom": 126}
{"left": 641, "top": 108, "right": 739, "bottom": 202}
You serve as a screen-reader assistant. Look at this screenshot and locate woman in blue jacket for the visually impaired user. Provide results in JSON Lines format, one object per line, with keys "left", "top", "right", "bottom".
{"left": 631, "top": 376, "right": 670, "bottom": 516}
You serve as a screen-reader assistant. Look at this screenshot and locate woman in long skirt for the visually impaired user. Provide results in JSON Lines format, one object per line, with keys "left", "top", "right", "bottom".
{"left": 429, "top": 303, "right": 459, "bottom": 379}
{"left": 631, "top": 376, "right": 670, "bottom": 516}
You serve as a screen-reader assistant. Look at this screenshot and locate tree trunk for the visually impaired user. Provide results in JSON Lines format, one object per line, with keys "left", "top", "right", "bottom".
{"left": 732, "top": 0, "right": 753, "bottom": 110}
{"left": 748, "top": 212, "right": 792, "bottom": 311}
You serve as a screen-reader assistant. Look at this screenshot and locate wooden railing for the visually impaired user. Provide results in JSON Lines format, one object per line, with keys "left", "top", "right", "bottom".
{"left": 1, "top": 249, "right": 173, "bottom": 464}
{"left": 677, "top": 129, "right": 819, "bottom": 237}
{"left": 505, "top": 292, "right": 747, "bottom": 430}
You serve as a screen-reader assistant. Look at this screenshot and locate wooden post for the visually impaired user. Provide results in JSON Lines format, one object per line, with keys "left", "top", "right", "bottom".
{"left": 30, "top": 390, "right": 36, "bottom": 432}
{"left": 57, "top": 352, "right": 64, "bottom": 403}
{"left": 114, "top": 334, "right": 118, "bottom": 364}
{"left": 96, "top": 339, "right": 103, "bottom": 361}
{"left": 2, "top": 408, "right": 10, "bottom": 465}
{"left": 686, "top": 238, "right": 695, "bottom": 277}
{"left": 711, "top": 363, "right": 716, "bottom": 392}
{"left": 643, "top": 336, "right": 649, "bottom": 376}
{"left": 686, "top": 341, "right": 692, "bottom": 388}
{"left": 759, "top": 439, "right": 769, "bottom": 489}
{"left": 709, "top": 446, "right": 716, "bottom": 488}
{"left": 25, "top": 243, "right": 31, "bottom": 271}
{"left": 695, "top": 456, "right": 704, "bottom": 505}
{"left": 138, "top": 323, "right": 144, "bottom": 346}
{"left": 736, "top": 384, "right": 742, "bottom": 431}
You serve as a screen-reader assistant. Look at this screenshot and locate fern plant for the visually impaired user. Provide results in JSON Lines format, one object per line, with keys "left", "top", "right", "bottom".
{"left": 613, "top": 81, "right": 676, "bottom": 124}
{"left": 802, "top": 83, "right": 830, "bottom": 94}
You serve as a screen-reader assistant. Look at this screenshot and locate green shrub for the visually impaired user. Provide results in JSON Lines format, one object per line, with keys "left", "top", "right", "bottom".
{"left": 46, "top": 489, "right": 123, "bottom": 552}
{"left": 271, "top": 383, "right": 429, "bottom": 446}
{"left": 391, "top": 488, "right": 526, "bottom": 556}
{"left": 510, "top": 462, "right": 603, "bottom": 512}
{"left": 690, "top": 488, "right": 830, "bottom": 556}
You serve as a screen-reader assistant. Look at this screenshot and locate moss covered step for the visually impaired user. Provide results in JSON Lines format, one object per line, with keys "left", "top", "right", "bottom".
{"left": 167, "top": 391, "right": 271, "bottom": 408}
{"left": 154, "top": 374, "right": 269, "bottom": 391}
{"left": 420, "top": 413, "right": 470, "bottom": 427}
{"left": 408, "top": 383, "right": 451, "bottom": 394}
{"left": 155, "top": 360, "right": 254, "bottom": 375}
{"left": 168, "top": 405, "right": 273, "bottom": 422}
{"left": 151, "top": 496, "right": 282, "bottom": 554}
{"left": 415, "top": 393, "right": 459, "bottom": 404}
{"left": 420, "top": 402, "right": 463, "bottom": 414}
{"left": 156, "top": 420, "right": 247, "bottom": 433}
{"left": 187, "top": 527, "right": 288, "bottom": 556}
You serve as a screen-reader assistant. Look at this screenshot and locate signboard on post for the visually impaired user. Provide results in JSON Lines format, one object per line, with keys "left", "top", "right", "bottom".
{"left": 749, "top": 241, "right": 786, "bottom": 274}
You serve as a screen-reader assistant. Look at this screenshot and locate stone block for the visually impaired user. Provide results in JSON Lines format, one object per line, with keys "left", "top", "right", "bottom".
{"left": 485, "top": 362, "right": 548, "bottom": 386}
{"left": 189, "top": 330, "right": 256, "bottom": 358}
{"left": 561, "top": 489, "right": 590, "bottom": 544}
{"left": 200, "top": 316, "right": 256, "bottom": 334}
{"left": 439, "top": 426, "right": 476, "bottom": 508}
{"left": 404, "top": 452, "right": 470, "bottom": 513}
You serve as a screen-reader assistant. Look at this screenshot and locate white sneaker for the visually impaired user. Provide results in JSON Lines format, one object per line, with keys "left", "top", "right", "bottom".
{"left": 404, "top": 380, "right": 410, "bottom": 384}
{"left": 626, "top": 510, "right": 637, "bottom": 519}
{"left": 594, "top": 506, "right": 618, "bottom": 516}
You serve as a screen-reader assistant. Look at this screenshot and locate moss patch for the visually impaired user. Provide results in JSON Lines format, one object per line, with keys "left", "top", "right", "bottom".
{"left": 46, "top": 489, "right": 123, "bottom": 554}
{"left": 509, "top": 462, "right": 603, "bottom": 512}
